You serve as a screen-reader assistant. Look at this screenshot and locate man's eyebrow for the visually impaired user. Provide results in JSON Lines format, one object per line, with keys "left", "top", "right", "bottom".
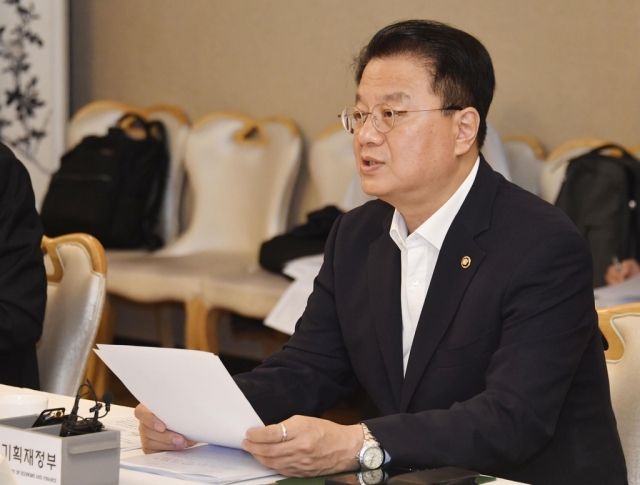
{"left": 382, "top": 92, "right": 411, "bottom": 103}
{"left": 354, "top": 92, "right": 411, "bottom": 104}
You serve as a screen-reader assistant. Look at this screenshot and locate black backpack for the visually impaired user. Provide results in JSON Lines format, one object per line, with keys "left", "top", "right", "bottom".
{"left": 41, "top": 113, "right": 169, "bottom": 249}
{"left": 555, "top": 144, "right": 640, "bottom": 287}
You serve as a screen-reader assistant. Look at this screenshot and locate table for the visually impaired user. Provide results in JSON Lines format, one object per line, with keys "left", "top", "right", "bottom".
{"left": 0, "top": 385, "right": 526, "bottom": 484}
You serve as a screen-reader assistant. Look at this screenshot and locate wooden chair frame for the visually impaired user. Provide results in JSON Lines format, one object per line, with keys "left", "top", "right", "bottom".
{"left": 596, "top": 302, "right": 640, "bottom": 361}
{"left": 502, "top": 134, "right": 548, "bottom": 160}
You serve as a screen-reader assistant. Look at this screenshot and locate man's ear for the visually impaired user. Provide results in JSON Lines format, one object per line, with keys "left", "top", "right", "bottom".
{"left": 453, "top": 107, "right": 480, "bottom": 156}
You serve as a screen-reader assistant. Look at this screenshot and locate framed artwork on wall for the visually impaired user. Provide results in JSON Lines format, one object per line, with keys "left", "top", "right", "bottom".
{"left": 0, "top": 0, "right": 68, "bottom": 209}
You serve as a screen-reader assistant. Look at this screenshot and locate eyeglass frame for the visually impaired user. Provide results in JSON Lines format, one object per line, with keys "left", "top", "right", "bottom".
{"left": 338, "top": 104, "right": 463, "bottom": 134}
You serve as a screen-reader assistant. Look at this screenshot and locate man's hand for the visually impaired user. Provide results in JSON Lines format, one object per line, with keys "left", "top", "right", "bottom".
{"left": 605, "top": 258, "right": 640, "bottom": 285}
{"left": 135, "top": 403, "right": 196, "bottom": 454}
{"left": 242, "top": 415, "right": 363, "bottom": 477}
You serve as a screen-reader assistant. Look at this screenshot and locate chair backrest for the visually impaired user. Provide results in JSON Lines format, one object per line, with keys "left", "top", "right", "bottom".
{"left": 598, "top": 303, "right": 640, "bottom": 485}
{"left": 502, "top": 134, "right": 547, "bottom": 195}
{"left": 161, "top": 112, "right": 302, "bottom": 257}
{"left": 67, "top": 101, "right": 190, "bottom": 245}
{"left": 295, "top": 123, "right": 373, "bottom": 223}
{"left": 481, "top": 123, "right": 512, "bottom": 181}
{"left": 38, "top": 234, "right": 107, "bottom": 396}
{"left": 539, "top": 138, "right": 610, "bottom": 203}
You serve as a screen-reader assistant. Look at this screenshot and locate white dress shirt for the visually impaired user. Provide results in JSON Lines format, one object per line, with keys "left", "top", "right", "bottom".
{"left": 389, "top": 157, "right": 480, "bottom": 373}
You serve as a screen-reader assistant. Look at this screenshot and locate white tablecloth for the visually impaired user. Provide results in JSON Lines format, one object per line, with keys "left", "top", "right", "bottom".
{"left": 0, "top": 385, "right": 526, "bottom": 484}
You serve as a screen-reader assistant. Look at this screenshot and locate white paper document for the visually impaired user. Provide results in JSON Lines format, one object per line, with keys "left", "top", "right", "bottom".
{"left": 121, "top": 444, "right": 277, "bottom": 484}
{"left": 95, "top": 345, "right": 264, "bottom": 448}
{"left": 265, "top": 254, "right": 324, "bottom": 335}
{"left": 594, "top": 273, "right": 640, "bottom": 307}
{"left": 101, "top": 416, "right": 142, "bottom": 451}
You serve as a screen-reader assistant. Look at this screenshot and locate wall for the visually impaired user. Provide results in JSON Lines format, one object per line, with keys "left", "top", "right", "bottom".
{"left": 70, "top": 0, "right": 640, "bottom": 153}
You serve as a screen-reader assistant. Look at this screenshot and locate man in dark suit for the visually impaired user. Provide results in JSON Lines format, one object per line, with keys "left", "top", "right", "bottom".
{"left": 0, "top": 142, "right": 47, "bottom": 389}
{"left": 136, "top": 20, "right": 627, "bottom": 484}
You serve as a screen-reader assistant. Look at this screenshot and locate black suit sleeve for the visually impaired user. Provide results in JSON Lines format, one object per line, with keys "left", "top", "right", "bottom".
{"left": 234, "top": 213, "right": 360, "bottom": 424}
{"left": 0, "top": 145, "right": 47, "bottom": 354}
{"left": 365, "top": 228, "right": 598, "bottom": 472}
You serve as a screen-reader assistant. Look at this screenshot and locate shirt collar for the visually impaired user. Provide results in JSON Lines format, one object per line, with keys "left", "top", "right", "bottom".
{"left": 390, "top": 156, "right": 480, "bottom": 250}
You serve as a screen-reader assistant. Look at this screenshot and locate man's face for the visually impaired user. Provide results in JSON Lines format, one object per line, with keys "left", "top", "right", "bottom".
{"left": 353, "top": 55, "right": 460, "bottom": 209}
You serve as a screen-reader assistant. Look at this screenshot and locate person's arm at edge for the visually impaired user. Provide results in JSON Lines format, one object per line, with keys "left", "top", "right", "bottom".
{"left": 0, "top": 150, "right": 46, "bottom": 351}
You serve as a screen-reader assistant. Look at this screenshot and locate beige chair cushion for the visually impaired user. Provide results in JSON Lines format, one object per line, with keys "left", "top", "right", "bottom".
{"left": 38, "top": 242, "right": 106, "bottom": 396}
{"left": 107, "top": 251, "right": 289, "bottom": 318}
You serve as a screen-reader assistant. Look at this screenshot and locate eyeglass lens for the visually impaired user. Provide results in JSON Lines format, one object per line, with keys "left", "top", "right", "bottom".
{"left": 342, "top": 104, "right": 395, "bottom": 134}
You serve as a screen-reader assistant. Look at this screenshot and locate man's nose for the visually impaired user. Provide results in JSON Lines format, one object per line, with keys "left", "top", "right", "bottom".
{"left": 356, "top": 114, "right": 384, "bottom": 144}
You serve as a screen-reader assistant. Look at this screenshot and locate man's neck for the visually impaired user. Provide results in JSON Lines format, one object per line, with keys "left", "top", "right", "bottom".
{"left": 397, "top": 151, "right": 478, "bottom": 234}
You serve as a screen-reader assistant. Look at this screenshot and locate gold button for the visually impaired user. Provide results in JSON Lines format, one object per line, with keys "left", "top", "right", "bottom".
{"left": 461, "top": 256, "right": 471, "bottom": 269}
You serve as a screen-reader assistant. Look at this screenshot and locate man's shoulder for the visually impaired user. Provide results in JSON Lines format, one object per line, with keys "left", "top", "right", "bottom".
{"left": 483, "top": 176, "right": 589, "bottom": 261}
{"left": 494, "top": 176, "right": 578, "bottom": 234}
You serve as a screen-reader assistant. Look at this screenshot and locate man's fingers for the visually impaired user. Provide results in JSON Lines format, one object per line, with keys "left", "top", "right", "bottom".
{"left": 242, "top": 439, "right": 296, "bottom": 458}
{"left": 135, "top": 403, "right": 196, "bottom": 454}
{"left": 141, "top": 435, "right": 190, "bottom": 454}
{"left": 605, "top": 264, "right": 625, "bottom": 285}
{"left": 246, "top": 422, "right": 289, "bottom": 443}
{"left": 621, "top": 259, "right": 640, "bottom": 278}
{"left": 134, "top": 403, "right": 166, "bottom": 432}
{"left": 141, "top": 426, "right": 188, "bottom": 446}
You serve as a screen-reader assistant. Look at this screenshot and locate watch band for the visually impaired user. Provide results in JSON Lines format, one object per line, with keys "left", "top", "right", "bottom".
{"left": 357, "top": 423, "right": 384, "bottom": 470}
{"left": 361, "top": 423, "right": 377, "bottom": 443}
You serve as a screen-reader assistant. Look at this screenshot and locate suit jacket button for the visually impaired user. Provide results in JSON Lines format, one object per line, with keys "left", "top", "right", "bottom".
{"left": 461, "top": 256, "right": 471, "bottom": 269}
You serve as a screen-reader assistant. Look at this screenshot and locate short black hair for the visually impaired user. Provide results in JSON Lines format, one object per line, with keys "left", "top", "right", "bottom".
{"left": 355, "top": 20, "right": 495, "bottom": 148}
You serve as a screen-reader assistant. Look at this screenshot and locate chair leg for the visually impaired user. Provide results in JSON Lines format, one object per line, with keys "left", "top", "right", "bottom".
{"left": 85, "top": 295, "right": 117, "bottom": 397}
{"left": 185, "top": 298, "right": 223, "bottom": 354}
{"left": 155, "top": 305, "right": 176, "bottom": 348}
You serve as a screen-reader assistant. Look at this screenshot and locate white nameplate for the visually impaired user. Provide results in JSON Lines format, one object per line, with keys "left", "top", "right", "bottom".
{"left": 0, "top": 426, "right": 62, "bottom": 484}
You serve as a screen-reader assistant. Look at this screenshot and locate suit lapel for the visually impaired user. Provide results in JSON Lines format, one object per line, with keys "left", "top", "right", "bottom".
{"left": 367, "top": 211, "right": 404, "bottom": 408}
{"left": 399, "top": 157, "right": 498, "bottom": 411}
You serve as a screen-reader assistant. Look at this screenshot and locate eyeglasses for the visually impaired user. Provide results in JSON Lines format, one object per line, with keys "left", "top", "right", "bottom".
{"left": 339, "top": 104, "right": 462, "bottom": 134}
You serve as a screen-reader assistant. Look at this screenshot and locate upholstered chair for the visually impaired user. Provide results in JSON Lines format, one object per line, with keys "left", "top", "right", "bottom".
{"left": 38, "top": 234, "right": 107, "bottom": 396}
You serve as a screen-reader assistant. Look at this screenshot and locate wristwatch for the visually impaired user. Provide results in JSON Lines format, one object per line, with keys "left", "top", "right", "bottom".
{"left": 357, "top": 423, "right": 384, "bottom": 470}
{"left": 358, "top": 469, "right": 386, "bottom": 485}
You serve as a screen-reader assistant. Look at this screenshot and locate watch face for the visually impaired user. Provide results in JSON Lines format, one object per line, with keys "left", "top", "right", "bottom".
{"left": 360, "top": 468, "right": 385, "bottom": 485}
{"left": 362, "top": 446, "right": 384, "bottom": 469}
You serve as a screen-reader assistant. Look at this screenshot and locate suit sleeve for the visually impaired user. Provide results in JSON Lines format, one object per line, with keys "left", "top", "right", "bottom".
{"left": 234, "top": 213, "right": 360, "bottom": 424}
{"left": 364, "top": 228, "right": 598, "bottom": 472}
{"left": 0, "top": 152, "right": 47, "bottom": 351}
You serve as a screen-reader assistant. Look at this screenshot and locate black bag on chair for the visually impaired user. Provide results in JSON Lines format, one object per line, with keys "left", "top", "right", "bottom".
{"left": 41, "top": 113, "right": 169, "bottom": 249}
{"left": 555, "top": 144, "right": 640, "bottom": 287}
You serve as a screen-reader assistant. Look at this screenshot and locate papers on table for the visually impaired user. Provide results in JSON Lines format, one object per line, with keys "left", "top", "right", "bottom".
{"left": 121, "top": 444, "right": 277, "bottom": 484}
{"left": 594, "top": 273, "right": 640, "bottom": 307}
{"left": 265, "top": 254, "right": 324, "bottom": 335}
{"left": 102, "top": 416, "right": 142, "bottom": 451}
{"left": 95, "top": 345, "right": 263, "bottom": 449}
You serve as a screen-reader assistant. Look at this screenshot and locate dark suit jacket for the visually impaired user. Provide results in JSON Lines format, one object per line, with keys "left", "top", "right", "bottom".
{"left": 0, "top": 143, "right": 47, "bottom": 389}
{"left": 235, "top": 158, "right": 627, "bottom": 485}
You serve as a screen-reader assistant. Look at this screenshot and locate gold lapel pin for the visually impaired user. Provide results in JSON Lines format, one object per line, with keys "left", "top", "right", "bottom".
{"left": 461, "top": 256, "right": 471, "bottom": 269}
